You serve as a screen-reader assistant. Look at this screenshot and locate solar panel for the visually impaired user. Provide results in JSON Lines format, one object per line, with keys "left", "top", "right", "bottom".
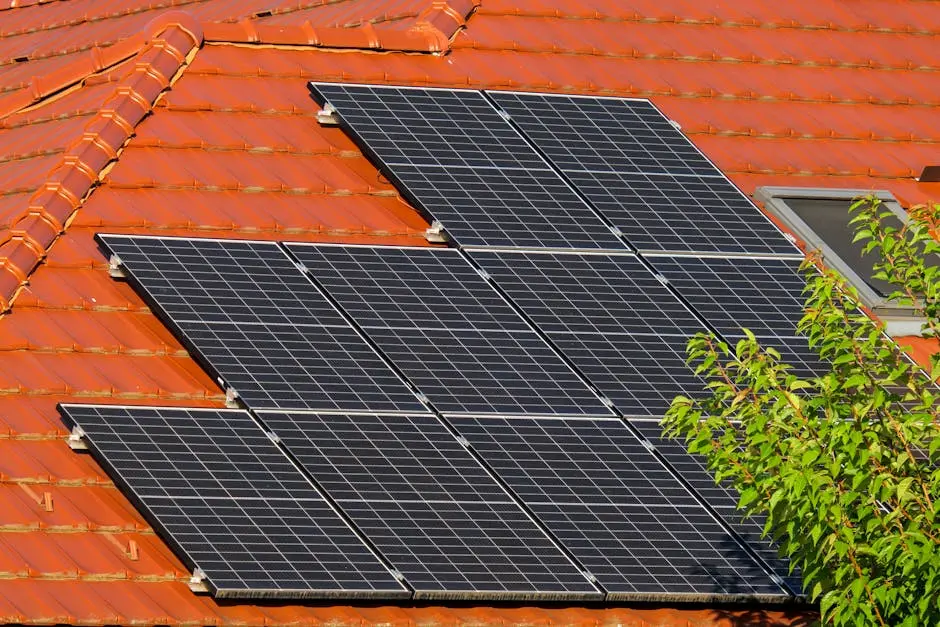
{"left": 97, "top": 236, "right": 425, "bottom": 413}
{"left": 633, "top": 420, "right": 802, "bottom": 594}
{"left": 309, "top": 83, "right": 626, "bottom": 251}
{"left": 486, "top": 91, "right": 799, "bottom": 256}
{"left": 390, "top": 165, "right": 624, "bottom": 250}
{"left": 452, "top": 416, "right": 787, "bottom": 599}
{"left": 564, "top": 170, "right": 799, "bottom": 255}
{"left": 310, "top": 84, "right": 547, "bottom": 171}
{"left": 487, "top": 91, "right": 718, "bottom": 177}
{"left": 650, "top": 255, "right": 830, "bottom": 378}
{"left": 290, "top": 245, "right": 528, "bottom": 332}
{"left": 261, "top": 412, "right": 601, "bottom": 600}
{"left": 290, "top": 244, "right": 613, "bottom": 417}
{"left": 97, "top": 235, "right": 347, "bottom": 327}
{"left": 650, "top": 256, "right": 810, "bottom": 337}
{"left": 470, "top": 251, "right": 707, "bottom": 416}
{"left": 58, "top": 404, "right": 407, "bottom": 599}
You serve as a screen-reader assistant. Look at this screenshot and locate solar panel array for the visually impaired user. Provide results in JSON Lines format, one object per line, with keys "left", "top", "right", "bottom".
{"left": 290, "top": 244, "right": 613, "bottom": 418}
{"left": 66, "top": 84, "right": 832, "bottom": 602}
{"left": 470, "top": 251, "right": 708, "bottom": 416}
{"left": 454, "top": 416, "right": 786, "bottom": 598}
{"left": 97, "top": 235, "right": 425, "bottom": 414}
{"left": 261, "top": 412, "right": 599, "bottom": 599}
{"left": 310, "top": 83, "right": 626, "bottom": 251}
{"left": 650, "top": 256, "right": 830, "bottom": 377}
{"left": 487, "top": 92, "right": 800, "bottom": 256}
{"left": 633, "top": 420, "right": 803, "bottom": 594}
{"left": 59, "top": 404, "right": 407, "bottom": 599}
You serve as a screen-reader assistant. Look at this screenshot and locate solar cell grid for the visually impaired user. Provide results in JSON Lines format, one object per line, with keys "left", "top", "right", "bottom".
{"left": 261, "top": 411, "right": 600, "bottom": 600}
{"left": 59, "top": 405, "right": 407, "bottom": 599}
{"left": 176, "top": 321, "right": 426, "bottom": 413}
{"left": 262, "top": 412, "right": 506, "bottom": 502}
{"left": 342, "top": 499, "right": 599, "bottom": 599}
{"left": 391, "top": 165, "right": 626, "bottom": 250}
{"left": 632, "top": 420, "right": 802, "bottom": 594}
{"left": 311, "top": 83, "right": 545, "bottom": 171}
{"left": 650, "top": 256, "right": 810, "bottom": 337}
{"left": 469, "top": 250, "right": 707, "bottom": 416}
{"left": 488, "top": 92, "right": 719, "bottom": 177}
{"left": 455, "top": 415, "right": 785, "bottom": 598}
{"left": 470, "top": 251, "right": 701, "bottom": 335}
{"left": 368, "top": 326, "right": 613, "bottom": 417}
{"left": 567, "top": 170, "right": 799, "bottom": 255}
{"left": 98, "top": 235, "right": 346, "bottom": 327}
{"left": 451, "top": 416, "right": 695, "bottom": 507}
{"left": 98, "top": 235, "right": 424, "bottom": 414}
{"left": 551, "top": 332, "right": 707, "bottom": 416}
{"left": 299, "top": 245, "right": 613, "bottom": 417}
{"left": 288, "top": 245, "right": 529, "bottom": 332}
{"left": 530, "top": 502, "right": 782, "bottom": 598}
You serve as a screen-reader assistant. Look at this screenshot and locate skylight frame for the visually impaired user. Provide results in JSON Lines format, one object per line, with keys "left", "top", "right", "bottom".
{"left": 755, "top": 186, "right": 925, "bottom": 333}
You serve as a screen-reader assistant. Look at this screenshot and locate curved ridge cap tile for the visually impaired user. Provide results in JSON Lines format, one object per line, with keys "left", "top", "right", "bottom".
{"left": 201, "top": 0, "right": 480, "bottom": 53}
{"left": 0, "top": 15, "right": 202, "bottom": 315}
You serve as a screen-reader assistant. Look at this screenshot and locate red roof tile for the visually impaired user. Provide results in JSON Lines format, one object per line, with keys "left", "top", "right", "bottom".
{"left": 3, "top": 0, "right": 938, "bottom": 624}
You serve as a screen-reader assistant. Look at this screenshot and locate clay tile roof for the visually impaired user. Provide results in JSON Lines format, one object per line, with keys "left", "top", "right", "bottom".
{"left": 2, "top": 0, "right": 938, "bottom": 624}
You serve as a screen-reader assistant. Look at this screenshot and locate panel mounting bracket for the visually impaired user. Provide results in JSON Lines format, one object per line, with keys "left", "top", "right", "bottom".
{"left": 67, "top": 426, "right": 88, "bottom": 451}
{"left": 316, "top": 103, "right": 339, "bottom": 126}
{"left": 108, "top": 254, "right": 126, "bottom": 279}
{"left": 224, "top": 387, "right": 240, "bottom": 408}
{"left": 425, "top": 221, "right": 449, "bottom": 244}
{"left": 188, "top": 568, "right": 209, "bottom": 593}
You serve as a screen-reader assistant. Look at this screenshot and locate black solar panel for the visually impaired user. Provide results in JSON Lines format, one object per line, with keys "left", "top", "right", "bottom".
{"left": 176, "top": 321, "right": 425, "bottom": 412}
{"left": 633, "top": 420, "right": 802, "bottom": 594}
{"left": 488, "top": 92, "right": 717, "bottom": 177}
{"left": 390, "top": 165, "right": 625, "bottom": 250}
{"left": 58, "top": 404, "right": 406, "bottom": 599}
{"left": 651, "top": 256, "right": 810, "bottom": 337}
{"left": 291, "top": 246, "right": 528, "bottom": 332}
{"left": 565, "top": 170, "right": 798, "bottom": 255}
{"left": 96, "top": 236, "right": 424, "bottom": 413}
{"left": 262, "top": 412, "right": 601, "bottom": 600}
{"left": 471, "top": 251, "right": 707, "bottom": 416}
{"left": 453, "top": 416, "right": 786, "bottom": 599}
{"left": 485, "top": 91, "right": 798, "bottom": 256}
{"left": 470, "top": 251, "right": 700, "bottom": 336}
{"left": 650, "top": 256, "right": 830, "bottom": 378}
{"left": 308, "top": 83, "right": 626, "bottom": 251}
{"left": 311, "top": 84, "right": 544, "bottom": 171}
{"left": 98, "top": 235, "right": 347, "bottom": 327}
{"left": 292, "top": 245, "right": 613, "bottom": 417}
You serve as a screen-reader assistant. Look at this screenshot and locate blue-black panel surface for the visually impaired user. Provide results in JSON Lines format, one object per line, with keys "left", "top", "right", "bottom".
{"left": 263, "top": 412, "right": 601, "bottom": 600}
{"left": 291, "top": 244, "right": 613, "bottom": 417}
{"left": 58, "top": 404, "right": 406, "bottom": 599}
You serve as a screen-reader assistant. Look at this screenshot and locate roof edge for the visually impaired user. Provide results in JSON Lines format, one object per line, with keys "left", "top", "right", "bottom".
{"left": 202, "top": 0, "right": 479, "bottom": 53}
{"left": 0, "top": 12, "right": 203, "bottom": 312}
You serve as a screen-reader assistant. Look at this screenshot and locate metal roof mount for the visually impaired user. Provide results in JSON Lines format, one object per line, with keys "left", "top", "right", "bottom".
{"left": 188, "top": 568, "right": 209, "bottom": 594}
{"left": 425, "top": 221, "right": 449, "bottom": 243}
{"left": 317, "top": 103, "right": 339, "bottom": 126}
{"left": 107, "top": 254, "right": 126, "bottom": 279}
{"left": 67, "top": 425, "right": 88, "bottom": 451}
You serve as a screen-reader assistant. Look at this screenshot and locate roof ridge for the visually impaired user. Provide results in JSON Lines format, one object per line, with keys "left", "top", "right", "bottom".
{"left": 0, "top": 12, "right": 203, "bottom": 313}
{"left": 202, "top": 0, "right": 479, "bottom": 53}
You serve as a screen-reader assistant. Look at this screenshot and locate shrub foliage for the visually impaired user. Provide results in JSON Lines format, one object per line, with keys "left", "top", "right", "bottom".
{"left": 663, "top": 198, "right": 940, "bottom": 625}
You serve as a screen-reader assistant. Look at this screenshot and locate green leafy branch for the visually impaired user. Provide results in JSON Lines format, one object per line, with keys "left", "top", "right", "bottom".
{"left": 663, "top": 197, "right": 940, "bottom": 626}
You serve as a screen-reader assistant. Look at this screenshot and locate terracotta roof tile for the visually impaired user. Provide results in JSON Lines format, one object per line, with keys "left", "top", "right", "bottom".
{"left": 3, "top": 0, "right": 938, "bottom": 624}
